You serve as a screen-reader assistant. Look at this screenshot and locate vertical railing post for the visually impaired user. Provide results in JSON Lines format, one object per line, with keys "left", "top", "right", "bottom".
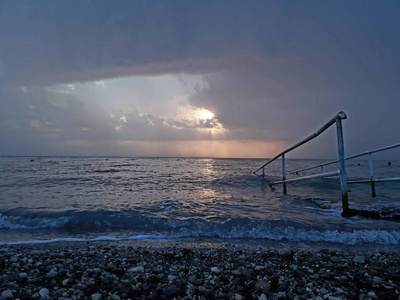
{"left": 368, "top": 153, "right": 376, "bottom": 197}
{"left": 282, "top": 154, "right": 287, "bottom": 194}
{"left": 336, "top": 116, "right": 349, "bottom": 216}
{"left": 320, "top": 165, "right": 324, "bottom": 174}
{"left": 262, "top": 166, "right": 265, "bottom": 177}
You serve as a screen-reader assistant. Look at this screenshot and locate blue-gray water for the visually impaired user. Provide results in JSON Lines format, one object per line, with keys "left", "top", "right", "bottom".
{"left": 0, "top": 157, "right": 399, "bottom": 245}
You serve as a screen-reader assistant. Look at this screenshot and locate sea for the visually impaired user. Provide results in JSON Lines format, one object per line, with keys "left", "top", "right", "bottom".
{"left": 0, "top": 157, "right": 399, "bottom": 246}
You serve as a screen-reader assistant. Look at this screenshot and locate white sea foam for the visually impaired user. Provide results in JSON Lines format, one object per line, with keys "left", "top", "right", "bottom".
{"left": 0, "top": 214, "right": 30, "bottom": 229}
{"left": 1, "top": 227, "right": 399, "bottom": 246}
{"left": 0, "top": 234, "right": 168, "bottom": 245}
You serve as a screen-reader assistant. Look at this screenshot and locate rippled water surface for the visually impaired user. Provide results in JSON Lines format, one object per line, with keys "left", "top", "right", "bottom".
{"left": 0, "top": 157, "right": 399, "bottom": 245}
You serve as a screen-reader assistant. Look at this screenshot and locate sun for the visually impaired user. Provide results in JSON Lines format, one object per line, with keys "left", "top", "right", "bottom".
{"left": 197, "top": 108, "right": 214, "bottom": 120}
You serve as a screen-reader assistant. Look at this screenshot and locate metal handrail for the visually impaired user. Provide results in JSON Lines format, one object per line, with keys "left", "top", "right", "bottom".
{"left": 253, "top": 111, "right": 399, "bottom": 218}
{"left": 290, "top": 143, "right": 400, "bottom": 175}
{"left": 252, "top": 111, "right": 347, "bottom": 174}
{"left": 253, "top": 111, "right": 350, "bottom": 215}
{"left": 289, "top": 142, "right": 400, "bottom": 198}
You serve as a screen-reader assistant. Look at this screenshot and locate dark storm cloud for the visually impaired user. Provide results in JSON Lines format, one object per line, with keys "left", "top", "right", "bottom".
{"left": 0, "top": 1, "right": 399, "bottom": 157}
{"left": 1, "top": 1, "right": 399, "bottom": 87}
{"left": 0, "top": 0, "right": 274, "bottom": 86}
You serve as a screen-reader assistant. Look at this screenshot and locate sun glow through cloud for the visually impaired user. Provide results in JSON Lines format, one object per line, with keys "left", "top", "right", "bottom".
{"left": 197, "top": 108, "right": 214, "bottom": 120}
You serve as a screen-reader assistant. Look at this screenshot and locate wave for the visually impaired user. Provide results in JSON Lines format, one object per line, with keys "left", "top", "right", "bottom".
{"left": 1, "top": 210, "right": 399, "bottom": 245}
{"left": 1, "top": 235, "right": 167, "bottom": 246}
{"left": 93, "top": 169, "right": 124, "bottom": 173}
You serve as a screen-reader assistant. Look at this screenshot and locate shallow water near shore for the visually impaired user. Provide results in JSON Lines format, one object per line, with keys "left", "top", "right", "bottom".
{"left": 1, "top": 157, "right": 399, "bottom": 246}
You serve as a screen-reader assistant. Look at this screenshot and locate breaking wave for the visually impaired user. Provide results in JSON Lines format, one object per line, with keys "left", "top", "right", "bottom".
{"left": 1, "top": 210, "right": 399, "bottom": 245}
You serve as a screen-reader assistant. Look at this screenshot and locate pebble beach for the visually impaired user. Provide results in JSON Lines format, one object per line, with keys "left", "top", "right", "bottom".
{"left": 1, "top": 241, "right": 399, "bottom": 300}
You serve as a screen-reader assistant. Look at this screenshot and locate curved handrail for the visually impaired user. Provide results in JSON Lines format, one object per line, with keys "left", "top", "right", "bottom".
{"left": 253, "top": 111, "right": 347, "bottom": 174}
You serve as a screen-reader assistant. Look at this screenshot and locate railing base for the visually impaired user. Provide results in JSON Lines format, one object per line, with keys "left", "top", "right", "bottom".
{"left": 342, "top": 208, "right": 400, "bottom": 220}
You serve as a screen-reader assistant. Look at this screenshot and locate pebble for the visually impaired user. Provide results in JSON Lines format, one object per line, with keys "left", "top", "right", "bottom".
{"left": 91, "top": 294, "right": 102, "bottom": 300}
{"left": 1, "top": 290, "right": 13, "bottom": 299}
{"left": 367, "top": 291, "right": 376, "bottom": 298}
{"left": 278, "top": 248, "right": 292, "bottom": 257}
{"left": 1, "top": 243, "right": 399, "bottom": 300}
{"left": 72, "top": 283, "right": 87, "bottom": 290}
{"left": 129, "top": 265, "right": 144, "bottom": 273}
{"left": 198, "top": 286, "right": 207, "bottom": 293}
{"left": 231, "top": 270, "right": 241, "bottom": 275}
{"left": 319, "top": 288, "right": 328, "bottom": 295}
{"left": 106, "top": 262, "right": 114, "bottom": 270}
{"left": 168, "top": 274, "right": 177, "bottom": 281}
{"left": 46, "top": 270, "right": 58, "bottom": 278}
{"left": 54, "top": 289, "right": 68, "bottom": 296}
{"left": 276, "top": 291, "right": 287, "bottom": 299}
{"left": 353, "top": 255, "right": 365, "bottom": 263}
{"left": 373, "top": 276, "right": 382, "bottom": 284}
{"left": 258, "top": 294, "right": 268, "bottom": 300}
{"left": 10, "top": 256, "right": 18, "bottom": 263}
{"left": 39, "top": 288, "right": 49, "bottom": 298}
{"left": 163, "top": 286, "right": 179, "bottom": 297}
{"left": 255, "top": 280, "right": 270, "bottom": 293}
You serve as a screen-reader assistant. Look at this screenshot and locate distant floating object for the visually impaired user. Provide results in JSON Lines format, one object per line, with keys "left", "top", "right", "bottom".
{"left": 30, "top": 159, "right": 34, "bottom": 162}
{"left": 388, "top": 162, "right": 392, "bottom": 166}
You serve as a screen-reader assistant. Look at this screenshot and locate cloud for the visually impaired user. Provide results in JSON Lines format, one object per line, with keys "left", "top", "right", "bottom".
{"left": 0, "top": 1, "right": 399, "bottom": 158}
{"left": 0, "top": 0, "right": 264, "bottom": 86}
{"left": 0, "top": 85, "right": 230, "bottom": 156}
{"left": 1, "top": 1, "right": 399, "bottom": 87}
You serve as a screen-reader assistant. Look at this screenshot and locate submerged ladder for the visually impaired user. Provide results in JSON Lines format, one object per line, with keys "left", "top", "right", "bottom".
{"left": 253, "top": 111, "right": 400, "bottom": 218}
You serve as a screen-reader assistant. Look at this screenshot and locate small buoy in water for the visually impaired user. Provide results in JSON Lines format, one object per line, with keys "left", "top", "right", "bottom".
{"left": 388, "top": 162, "right": 392, "bottom": 166}
{"left": 30, "top": 159, "right": 34, "bottom": 162}
{"left": 357, "top": 163, "right": 361, "bottom": 166}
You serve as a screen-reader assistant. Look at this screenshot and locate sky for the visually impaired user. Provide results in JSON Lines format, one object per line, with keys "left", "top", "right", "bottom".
{"left": 0, "top": 1, "right": 399, "bottom": 159}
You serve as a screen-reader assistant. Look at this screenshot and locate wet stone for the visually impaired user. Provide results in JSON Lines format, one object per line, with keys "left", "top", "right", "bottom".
{"left": 373, "top": 276, "right": 383, "bottom": 284}
{"left": 242, "top": 268, "right": 253, "bottom": 278}
{"left": 46, "top": 270, "right": 58, "bottom": 278}
{"left": 255, "top": 280, "right": 270, "bottom": 293}
{"left": 319, "top": 287, "right": 329, "bottom": 295}
{"left": 54, "top": 288, "right": 68, "bottom": 296}
{"left": 72, "top": 283, "right": 87, "bottom": 290}
{"left": 276, "top": 291, "right": 287, "bottom": 299}
{"left": 91, "top": 293, "right": 102, "bottom": 300}
{"left": 1, "top": 243, "right": 400, "bottom": 300}
{"left": 258, "top": 294, "right": 268, "bottom": 300}
{"left": 39, "top": 288, "right": 49, "bottom": 298}
{"left": 353, "top": 256, "right": 365, "bottom": 263}
{"left": 163, "top": 286, "right": 179, "bottom": 297}
{"left": 1, "top": 290, "right": 13, "bottom": 299}
{"left": 278, "top": 248, "right": 292, "bottom": 257}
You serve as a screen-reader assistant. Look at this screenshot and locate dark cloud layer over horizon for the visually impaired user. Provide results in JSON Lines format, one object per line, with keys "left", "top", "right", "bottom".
{"left": 1, "top": 1, "right": 399, "bottom": 158}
